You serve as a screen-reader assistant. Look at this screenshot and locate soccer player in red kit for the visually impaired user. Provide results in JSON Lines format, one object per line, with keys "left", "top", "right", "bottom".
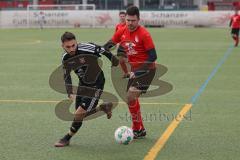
{"left": 230, "top": 9, "right": 240, "bottom": 47}
{"left": 115, "top": 11, "right": 126, "bottom": 32}
{"left": 115, "top": 11, "right": 130, "bottom": 78}
{"left": 104, "top": 6, "right": 157, "bottom": 138}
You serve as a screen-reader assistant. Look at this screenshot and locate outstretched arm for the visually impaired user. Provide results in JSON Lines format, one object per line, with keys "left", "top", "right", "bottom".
{"left": 101, "top": 49, "right": 119, "bottom": 67}
{"left": 103, "top": 40, "right": 116, "bottom": 51}
{"left": 95, "top": 43, "right": 119, "bottom": 66}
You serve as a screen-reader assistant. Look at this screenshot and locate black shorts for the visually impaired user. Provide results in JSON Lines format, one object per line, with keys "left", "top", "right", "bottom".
{"left": 127, "top": 68, "right": 156, "bottom": 94}
{"left": 116, "top": 45, "right": 127, "bottom": 58}
{"left": 75, "top": 82, "right": 104, "bottom": 111}
{"left": 231, "top": 28, "right": 239, "bottom": 36}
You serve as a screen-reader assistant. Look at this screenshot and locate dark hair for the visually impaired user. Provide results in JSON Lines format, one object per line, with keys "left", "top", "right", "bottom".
{"left": 61, "top": 32, "right": 76, "bottom": 43}
{"left": 119, "top": 11, "right": 126, "bottom": 15}
{"left": 126, "top": 6, "right": 140, "bottom": 19}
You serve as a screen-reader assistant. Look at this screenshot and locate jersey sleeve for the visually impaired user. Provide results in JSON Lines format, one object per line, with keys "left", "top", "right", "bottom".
{"left": 78, "top": 42, "right": 102, "bottom": 57}
{"left": 142, "top": 31, "right": 155, "bottom": 51}
{"left": 93, "top": 43, "right": 119, "bottom": 66}
{"left": 111, "top": 27, "right": 124, "bottom": 44}
{"left": 93, "top": 43, "right": 105, "bottom": 55}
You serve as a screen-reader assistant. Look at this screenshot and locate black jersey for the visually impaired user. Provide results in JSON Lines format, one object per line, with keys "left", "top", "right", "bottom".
{"left": 62, "top": 42, "right": 108, "bottom": 96}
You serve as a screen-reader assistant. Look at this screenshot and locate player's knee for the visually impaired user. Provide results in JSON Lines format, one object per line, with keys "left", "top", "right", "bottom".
{"left": 74, "top": 107, "right": 87, "bottom": 121}
{"left": 127, "top": 87, "right": 141, "bottom": 105}
{"left": 127, "top": 92, "right": 136, "bottom": 106}
{"left": 74, "top": 113, "right": 85, "bottom": 122}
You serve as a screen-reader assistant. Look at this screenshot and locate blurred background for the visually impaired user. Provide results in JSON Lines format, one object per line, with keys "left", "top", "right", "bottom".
{"left": 0, "top": 0, "right": 239, "bottom": 28}
{"left": 0, "top": 0, "right": 240, "bottom": 11}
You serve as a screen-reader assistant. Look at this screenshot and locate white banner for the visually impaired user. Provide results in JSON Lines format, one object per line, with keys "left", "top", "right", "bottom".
{"left": 0, "top": 10, "right": 233, "bottom": 28}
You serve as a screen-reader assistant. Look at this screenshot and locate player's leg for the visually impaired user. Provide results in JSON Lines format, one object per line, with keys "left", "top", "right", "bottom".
{"left": 83, "top": 87, "right": 113, "bottom": 119}
{"left": 39, "top": 20, "right": 43, "bottom": 30}
{"left": 126, "top": 69, "right": 156, "bottom": 139}
{"left": 117, "top": 45, "right": 129, "bottom": 78}
{"left": 59, "top": 88, "right": 104, "bottom": 145}
{"left": 54, "top": 95, "right": 87, "bottom": 147}
{"left": 82, "top": 79, "right": 113, "bottom": 119}
{"left": 231, "top": 29, "right": 238, "bottom": 46}
{"left": 84, "top": 102, "right": 113, "bottom": 119}
{"left": 235, "top": 29, "right": 239, "bottom": 47}
{"left": 127, "top": 86, "right": 144, "bottom": 137}
{"left": 231, "top": 29, "right": 236, "bottom": 40}
{"left": 54, "top": 79, "right": 113, "bottom": 147}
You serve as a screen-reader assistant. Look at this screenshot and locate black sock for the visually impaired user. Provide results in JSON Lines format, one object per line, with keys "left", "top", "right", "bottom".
{"left": 70, "top": 121, "right": 83, "bottom": 133}
{"left": 62, "top": 134, "right": 72, "bottom": 141}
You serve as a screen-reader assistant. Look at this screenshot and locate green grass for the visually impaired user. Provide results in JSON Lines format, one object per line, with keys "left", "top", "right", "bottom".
{"left": 0, "top": 28, "right": 239, "bottom": 160}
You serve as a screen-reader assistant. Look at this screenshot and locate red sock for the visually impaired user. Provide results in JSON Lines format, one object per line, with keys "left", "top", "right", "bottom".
{"left": 120, "top": 60, "right": 128, "bottom": 74}
{"left": 128, "top": 98, "right": 144, "bottom": 131}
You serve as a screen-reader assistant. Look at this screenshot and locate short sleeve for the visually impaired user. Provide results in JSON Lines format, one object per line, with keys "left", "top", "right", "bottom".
{"left": 111, "top": 27, "right": 125, "bottom": 44}
{"left": 143, "top": 31, "right": 155, "bottom": 51}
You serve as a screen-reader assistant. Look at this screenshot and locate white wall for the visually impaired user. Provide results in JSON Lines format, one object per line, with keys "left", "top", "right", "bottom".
{"left": 0, "top": 10, "right": 233, "bottom": 28}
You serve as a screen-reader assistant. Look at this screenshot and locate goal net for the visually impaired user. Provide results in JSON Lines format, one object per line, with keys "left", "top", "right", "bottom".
{"left": 27, "top": 4, "right": 96, "bottom": 28}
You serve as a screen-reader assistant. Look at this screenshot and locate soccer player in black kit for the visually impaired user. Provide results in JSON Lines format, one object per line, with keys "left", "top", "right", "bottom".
{"left": 54, "top": 32, "right": 119, "bottom": 147}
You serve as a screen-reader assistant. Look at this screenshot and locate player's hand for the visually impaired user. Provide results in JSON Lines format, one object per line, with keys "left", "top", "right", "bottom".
{"left": 129, "top": 72, "right": 135, "bottom": 79}
{"left": 103, "top": 41, "right": 116, "bottom": 51}
{"left": 68, "top": 94, "right": 76, "bottom": 101}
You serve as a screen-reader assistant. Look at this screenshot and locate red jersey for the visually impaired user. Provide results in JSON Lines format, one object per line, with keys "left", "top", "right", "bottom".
{"left": 230, "top": 14, "right": 240, "bottom": 28}
{"left": 111, "top": 25, "right": 155, "bottom": 71}
{"left": 115, "top": 22, "right": 126, "bottom": 32}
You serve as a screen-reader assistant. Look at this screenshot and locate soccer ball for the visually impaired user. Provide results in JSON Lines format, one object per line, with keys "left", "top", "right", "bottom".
{"left": 114, "top": 126, "right": 134, "bottom": 145}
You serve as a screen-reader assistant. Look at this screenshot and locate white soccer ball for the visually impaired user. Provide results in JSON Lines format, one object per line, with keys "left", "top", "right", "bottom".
{"left": 114, "top": 126, "right": 134, "bottom": 145}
